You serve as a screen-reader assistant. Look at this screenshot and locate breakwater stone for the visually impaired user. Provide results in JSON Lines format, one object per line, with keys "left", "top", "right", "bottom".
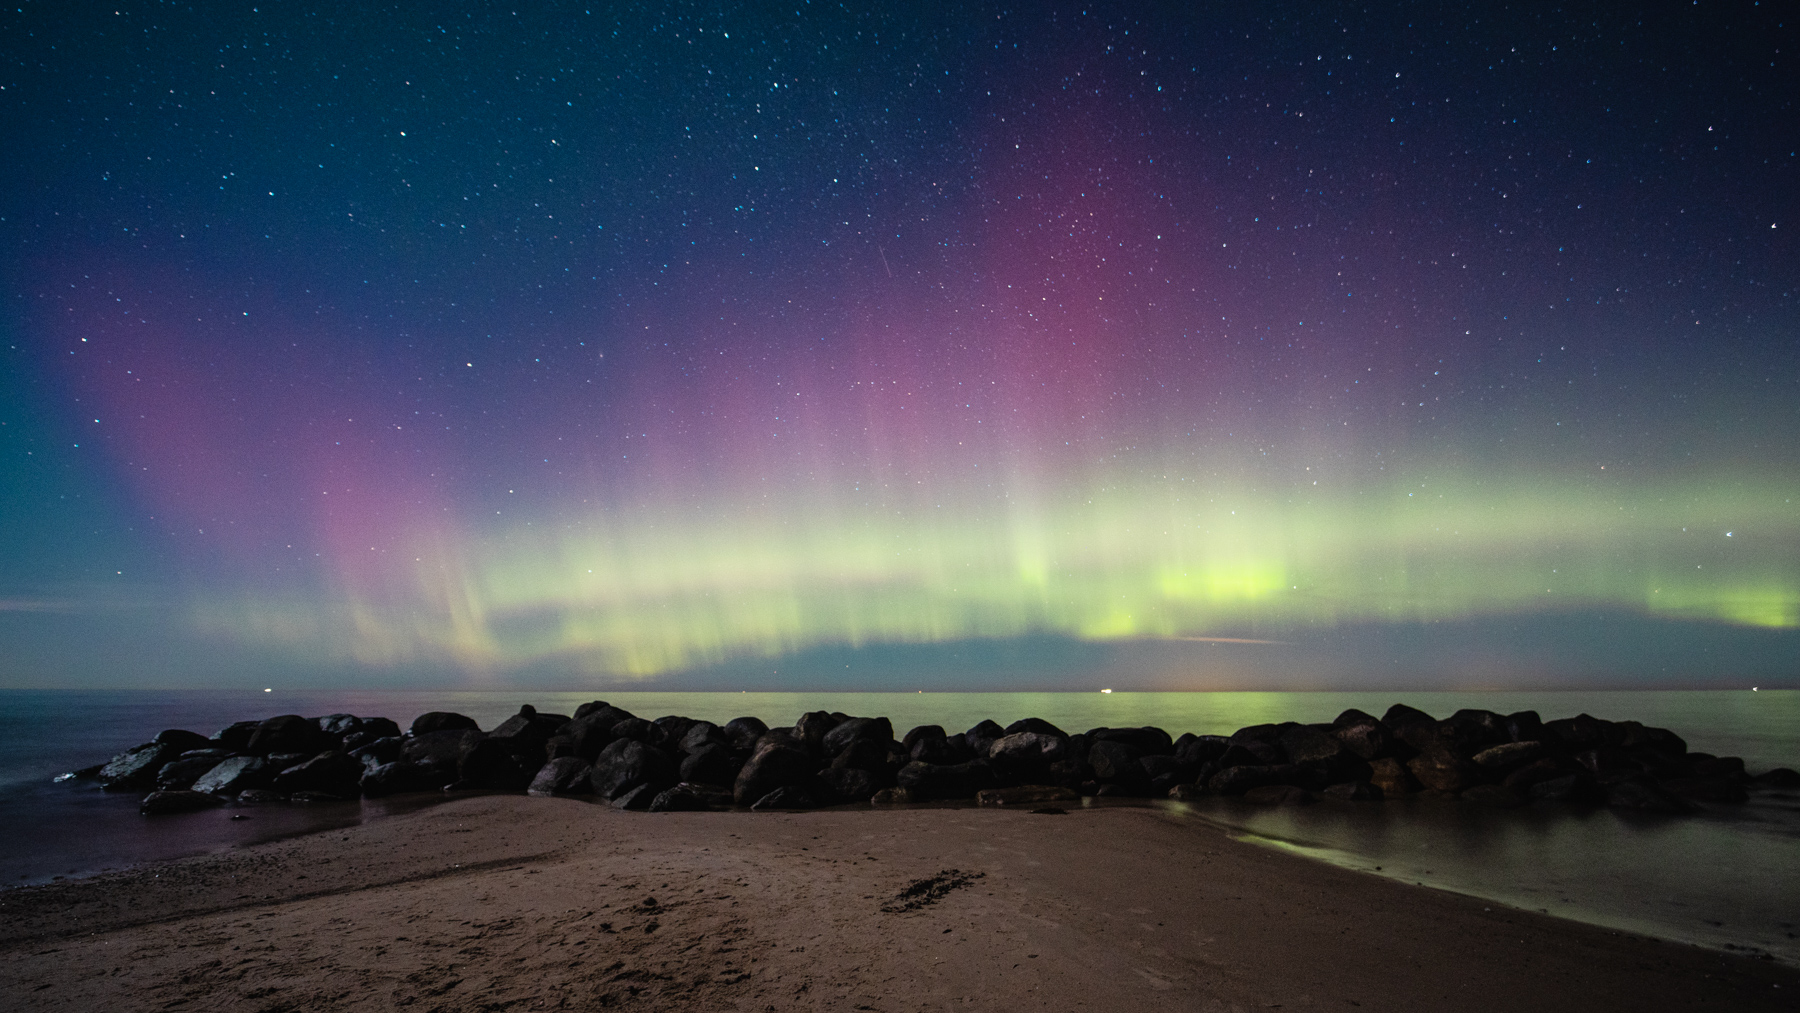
{"left": 58, "top": 703, "right": 1797, "bottom": 820}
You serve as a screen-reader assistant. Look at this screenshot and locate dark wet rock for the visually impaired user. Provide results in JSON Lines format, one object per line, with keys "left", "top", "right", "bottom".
{"left": 648, "top": 783, "right": 717, "bottom": 812}
{"left": 211, "top": 720, "right": 261, "bottom": 751}
{"left": 549, "top": 711, "right": 622, "bottom": 761}
{"left": 1243, "top": 785, "right": 1314, "bottom": 805}
{"left": 1091, "top": 726, "right": 1173, "bottom": 755}
{"left": 723, "top": 716, "right": 770, "bottom": 751}
{"left": 1751, "top": 767, "right": 1800, "bottom": 788}
{"left": 1217, "top": 739, "right": 1285, "bottom": 767}
{"left": 318, "top": 714, "right": 363, "bottom": 740}
{"left": 652, "top": 714, "right": 694, "bottom": 742}
{"left": 271, "top": 751, "right": 364, "bottom": 798}
{"left": 896, "top": 759, "right": 997, "bottom": 800}
{"left": 349, "top": 736, "right": 404, "bottom": 772}
{"left": 911, "top": 735, "right": 963, "bottom": 764}
{"left": 903, "top": 724, "right": 947, "bottom": 750}
{"left": 680, "top": 742, "right": 740, "bottom": 786}
{"left": 140, "top": 790, "right": 226, "bottom": 815}
{"left": 454, "top": 737, "right": 531, "bottom": 789}
{"left": 1333, "top": 708, "right": 1382, "bottom": 728}
{"left": 1139, "top": 753, "right": 1188, "bottom": 782}
{"left": 265, "top": 752, "right": 311, "bottom": 772}
{"left": 817, "top": 766, "right": 878, "bottom": 804}
{"left": 988, "top": 731, "right": 1069, "bottom": 771}
{"left": 611, "top": 782, "right": 659, "bottom": 810}
{"left": 1543, "top": 713, "right": 1611, "bottom": 751}
{"left": 1322, "top": 780, "right": 1383, "bottom": 801}
{"left": 793, "top": 710, "right": 841, "bottom": 751}
{"left": 155, "top": 755, "right": 225, "bottom": 790}
{"left": 528, "top": 756, "right": 594, "bottom": 797}
{"left": 401, "top": 729, "right": 485, "bottom": 772}
{"left": 976, "top": 784, "right": 1079, "bottom": 806}
{"left": 351, "top": 716, "right": 402, "bottom": 742}
{"left": 1616, "top": 722, "right": 1686, "bottom": 756}
{"left": 678, "top": 721, "right": 729, "bottom": 755}
{"left": 410, "top": 711, "right": 481, "bottom": 736}
{"left": 1367, "top": 757, "right": 1420, "bottom": 797}
{"left": 235, "top": 788, "right": 285, "bottom": 804}
{"left": 1175, "top": 734, "right": 1231, "bottom": 766}
{"left": 488, "top": 705, "right": 565, "bottom": 757}
{"left": 1527, "top": 772, "right": 1602, "bottom": 804}
{"left": 246, "top": 715, "right": 321, "bottom": 756}
{"left": 1167, "top": 783, "right": 1209, "bottom": 801}
{"left": 99, "top": 741, "right": 184, "bottom": 791}
{"left": 190, "top": 755, "right": 271, "bottom": 795}
{"left": 1407, "top": 750, "right": 1477, "bottom": 792}
{"left": 1003, "top": 717, "right": 1069, "bottom": 739}
{"left": 1380, "top": 704, "right": 1438, "bottom": 744}
{"left": 964, "top": 719, "right": 1006, "bottom": 758}
{"left": 751, "top": 785, "right": 817, "bottom": 810}
{"left": 572, "top": 700, "right": 619, "bottom": 720}
{"left": 1502, "top": 757, "right": 1577, "bottom": 791}
{"left": 1660, "top": 777, "right": 1748, "bottom": 803}
{"left": 1504, "top": 710, "right": 1545, "bottom": 744}
{"left": 1087, "top": 739, "right": 1146, "bottom": 783}
{"left": 1279, "top": 725, "right": 1346, "bottom": 764}
{"left": 609, "top": 717, "right": 665, "bottom": 748}
{"left": 871, "top": 786, "right": 917, "bottom": 804}
{"left": 822, "top": 716, "right": 894, "bottom": 756}
{"left": 1208, "top": 764, "right": 1307, "bottom": 795}
{"left": 1574, "top": 746, "right": 1637, "bottom": 777}
{"left": 1460, "top": 784, "right": 1524, "bottom": 807}
{"left": 177, "top": 747, "right": 234, "bottom": 761}
{"left": 1689, "top": 756, "right": 1747, "bottom": 779}
{"left": 827, "top": 738, "right": 888, "bottom": 773}
{"left": 360, "top": 761, "right": 443, "bottom": 797}
{"left": 1331, "top": 717, "right": 1392, "bottom": 761}
{"left": 1605, "top": 776, "right": 1695, "bottom": 813}
{"left": 592, "top": 738, "right": 677, "bottom": 801}
{"left": 1471, "top": 741, "right": 1546, "bottom": 773}
{"left": 732, "top": 741, "right": 815, "bottom": 806}
{"left": 1440, "top": 710, "right": 1509, "bottom": 754}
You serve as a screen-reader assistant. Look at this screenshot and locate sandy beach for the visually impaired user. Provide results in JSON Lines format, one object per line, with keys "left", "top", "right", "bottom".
{"left": 0, "top": 796, "right": 1794, "bottom": 1011}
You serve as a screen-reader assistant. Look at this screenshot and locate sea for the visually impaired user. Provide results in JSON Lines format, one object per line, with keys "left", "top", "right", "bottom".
{"left": 1, "top": 689, "right": 1795, "bottom": 965}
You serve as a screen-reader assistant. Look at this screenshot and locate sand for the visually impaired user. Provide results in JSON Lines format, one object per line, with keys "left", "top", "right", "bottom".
{"left": 0, "top": 795, "right": 1793, "bottom": 1011}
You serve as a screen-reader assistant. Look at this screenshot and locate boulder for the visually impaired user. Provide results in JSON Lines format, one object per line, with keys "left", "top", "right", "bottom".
{"left": 1470, "top": 741, "right": 1546, "bottom": 773}
{"left": 964, "top": 720, "right": 1006, "bottom": 758}
{"left": 678, "top": 721, "right": 729, "bottom": 755}
{"left": 732, "top": 741, "right": 815, "bottom": 806}
{"left": 822, "top": 716, "right": 894, "bottom": 756}
{"left": 1175, "top": 735, "right": 1231, "bottom": 766}
{"left": 1332, "top": 708, "right": 1382, "bottom": 727}
{"left": 1091, "top": 726, "right": 1173, "bottom": 755}
{"left": 611, "top": 783, "right": 659, "bottom": 810}
{"left": 752, "top": 785, "right": 817, "bottom": 810}
{"left": 610, "top": 717, "right": 666, "bottom": 748}
{"left": 246, "top": 715, "right": 322, "bottom": 756}
{"left": 527, "top": 756, "right": 594, "bottom": 797}
{"left": 140, "top": 790, "right": 226, "bottom": 815}
{"left": 1331, "top": 718, "right": 1392, "bottom": 761}
{"left": 236, "top": 788, "right": 285, "bottom": 804}
{"left": 271, "top": 751, "right": 364, "bottom": 798}
{"left": 871, "top": 787, "right": 917, "bottom": 804}
{"left": 190, "top": 756, "right": 271, "bottom": 795}
{"left": 1322, "top": 780, "right": 1383, "bottom": 801}
{"left": 903, "top": 724, "right": 947, "bottom": 750}
{"left": 648, "top": 784, "right": 717, "bottom": 812}
{"left": 1605, "top": 777, "right": 1695, "bottom": 813}
{"left": 1087, "top": 740, "right": 1146, "bottom": 783}
{"left": 1407, "top": 750, "right": 1476, "bottom": 792}
{"left": 1616, "top": 722, "right": 1686, "bottom": 756}
{"left": 1380, "top": 704, "right": 1438, "bottom": 743}
{"left": 1367, "top": 757, "right": 1420, "bottom": 797}
{"left": 830, "top": 738, "right": 891, "bottom": 773}
{"left": 1167, "top": 783, "right": 1209, "bottom": 801}
{"left": 1003, "top": 717, "right": 1070, "bottom": 739}
{"left": 1216, "top": 740, "right": 1285, "bottom": 767}
{"left": 572, "top": 700, "right": 617, "bottom": 720}
{"left": 155, "top": 755, "right": 224, "bottom": 791}
{"left": 592, "top": 738, "right": 677, "bottom": 801}
{"left": 1243, "top": 785, "right": 1314, "bottom": 805}
{"left": 318, "top": 714, "right": 363, "bottom": 740}
{"left": 99, "top": 741, "right": 183, "bottom": 791}
{"left": 911, "top": 735, "right": 964, "bottom": 764}
{"left": 410, "top": 711, "right": 481, "bottom": 736}
{"left": 976, "top": 785, "right": 1079, "bottom": 806}
{"left": 549, "top": 711, "right": 621, "bottom": 761}
{"left": 349, "top": 736, "right": 405, "bottom": 772}
{"left": 988, "top": 732, "right": 1069, "bottom": 770}
{"left": 794, "top": 710, "right": 841, "bottom": 751}
{"left": 1751, "top": 767, "right": 1800, "bottom": 788}
{"left": 1440, "top": 710, "right": 1509, "bottom": 754}
{"left": 680, "top": 743, "right": 740, "bottom": 786}
{"left": 1501, "top": 757, "right": 1576, "bottom": 791}
{"left": 458, "top": 737, "right": 533, "bottom": 790}
{"left": 724, "top": 716, "right": 770, "bottom": 751}
{"left": 487, "top": 705, "right": 564, "bottom": 757}
{"left": 401, "top": 729, "right": 484, "bottom": 775}
{"left": 816, "top": 766, "right": 878, "bottom": 804}
{"left": 1504, "top": 710, "right": 1545, "bottom": 744}
{"left": 1279, "top": 725, "right": 1346, "bottom": 764}
{"left": 1543, "top": 713, "right": 1611, "bottom": 751}
{"left": 360, "top": 761, "right": 443, "bottom": 797}
{"left": 211, "top": 720, "right": 261, "bottom": 751}
{"left": 896, "top": 759, "right": 996, "bottom": 800}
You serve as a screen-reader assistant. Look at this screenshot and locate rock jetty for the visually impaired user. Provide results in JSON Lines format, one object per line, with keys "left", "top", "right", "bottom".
{"left": 63, "top": 702, "right": 1799, "bottom": 816}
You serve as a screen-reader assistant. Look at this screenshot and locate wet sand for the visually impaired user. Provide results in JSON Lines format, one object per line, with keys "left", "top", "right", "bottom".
{"left": 0, "top": 795, "right": 1793, "bottom": 1011}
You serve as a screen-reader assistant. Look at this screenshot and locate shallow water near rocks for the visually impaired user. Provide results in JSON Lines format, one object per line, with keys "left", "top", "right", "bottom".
{"left": 1, "top": 688, "right": 1795, "bottom": 963}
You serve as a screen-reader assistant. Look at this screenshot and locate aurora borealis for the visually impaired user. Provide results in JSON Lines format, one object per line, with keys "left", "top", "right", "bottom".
{"left": 2, "top": 3, "right": 1795, "bottom": 688}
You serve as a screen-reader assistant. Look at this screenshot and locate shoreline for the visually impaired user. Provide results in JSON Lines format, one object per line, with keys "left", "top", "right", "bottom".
{"left": 1, "top": 796, "right": 1795, "bottom": 1011}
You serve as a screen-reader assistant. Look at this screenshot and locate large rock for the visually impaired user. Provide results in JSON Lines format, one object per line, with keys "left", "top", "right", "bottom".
{"left": 732, "top": 741, "right": 816, "bottom": 806}
{"left": 678, "top": 721, "right": 729, "bottom": 755}
{"left": 963, "top": 720, "right": 1006, "bottom": 758}
{"left": 1331, "top": 715, "right": 1392, "bottom": 760}
{"left": 1175, "top": 735, "right": 1231, "bottom": 766}
{"left": 1367, "top": 757, "right": 1419, "bottom": 797}
{"left": 680, "top": 743, "right": 740, "bottom": 786}
{"left": 271, "top": 751, "right": 364, "bottom": 798}
{"left": 794, "top": 711, "right": 841, "bottom": 751}
{"left": 189, "top": 756, "right": 270, "bottom": 795}
{"left": 1091, "top": 726, "right": 1173, "bottom": 755}
{"left": 1407, "top": 750, "right": 1476, "bottom": 792}
{"left": 246, "top": 715, "right": 322, "bottom": 756}
{"left": 988, "top": 731, "right": 1069, "bottom": 770}
{"left": 1527, "top": 772, "right": 1601, "bottom": 803}
{"left": 830, "top": 738, "right": 890, "bottom": 774}
{"left": 487, "top": 705, "right": 565, "bottom": 758}
{"left": 592, "top": 738, "right": 677, "bottom": 801}
{"left": 211, "top": 720, "right": 261, "bottom": 751}
{"left": 457, "top": 738, "right": 533, "bottom": 790}
{"left": 140, "top": 790, "right": 226, "bottom": 815}
{"left": 751, "top": 785, "right": 817, "bottom": 810}
{"left": 822, "top": 716, "right": 894, "bottom": 756}
{"left": 360, "top": 761, "right": 443, "bottom": 797}
{"left": 528, "top": 757, "right": 594, "bottom": 796}
{"left": 155, "top": 755, "right": 224, "bottom": 790}
{"left": 610, "top": 717, "right": 666, "bottom": 748}
{"left": 1216, "top": 739, "right": 1285, "bottom": 767}
{"left": 1381, "top": 704, "right": 1439, "bottom": 749}
{"left": 1279, "top": 725, "right": 1346, "bottom": 764}
{"left": 1439, "top": 710, "right": 1509, "bottom": 755}
{"left": 318, "top": 714, "right": 363, "bottom": 740}
{"left": 723, "top": 716, "right": 770, "bottom": 751}
{"left": 976, "top": 785, "right": 1078, "bottom": 806}
{"left": 349, "top": 736, "right": 404, "bottom": 772}
{"left": 1471, "top": 741, "right": 1546, "bottom": 773}
{"left": 902, "top": 724, "right": 947, "bottom": 751}
{"left": 816, "top": 766, "right": 878, "bottom": 804}
{"left": 99, "top": 741, "right": 184, "bottom": 791}
{"left": 1504, "top": 711, "right": 1545, "bottom": 744}
{"left": 1003, "top": 717, "right": 1070, "bottom": 738}
{"left": 649, "top": 783, "right": 724, "bottom": 812}
{"left": 410, "top": 711, "right": 481, "bottom": 736}
{"left": 1087, "top": 740, "right": 1146, "bottom": 783}
{"left": 401, "top": 729, "right": 484, "bottom": 773}
{"left": 1543, "top": 713, "right": 1611, "bottom": 751}
{"left": 896, "top": 759, "right": 996, "bottom": 800}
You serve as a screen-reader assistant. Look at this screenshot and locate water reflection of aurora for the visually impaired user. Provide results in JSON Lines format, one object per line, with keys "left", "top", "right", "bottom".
{"left": 196, "top": 470, "right": 1797, "bottom": 676}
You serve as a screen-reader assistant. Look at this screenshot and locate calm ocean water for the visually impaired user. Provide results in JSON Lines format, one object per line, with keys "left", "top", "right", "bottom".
{"left": 1, "top": 689, "right": 1795, "bottom": 963}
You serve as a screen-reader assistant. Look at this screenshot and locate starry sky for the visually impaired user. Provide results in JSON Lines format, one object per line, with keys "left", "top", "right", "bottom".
{"left": 2, "top": 2, "right": 1796, "bottom": 690}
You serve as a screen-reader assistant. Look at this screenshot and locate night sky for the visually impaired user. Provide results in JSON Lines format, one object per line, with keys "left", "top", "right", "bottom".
{"left": 2, "top": 2, "right": 1795, "bottom": 690}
